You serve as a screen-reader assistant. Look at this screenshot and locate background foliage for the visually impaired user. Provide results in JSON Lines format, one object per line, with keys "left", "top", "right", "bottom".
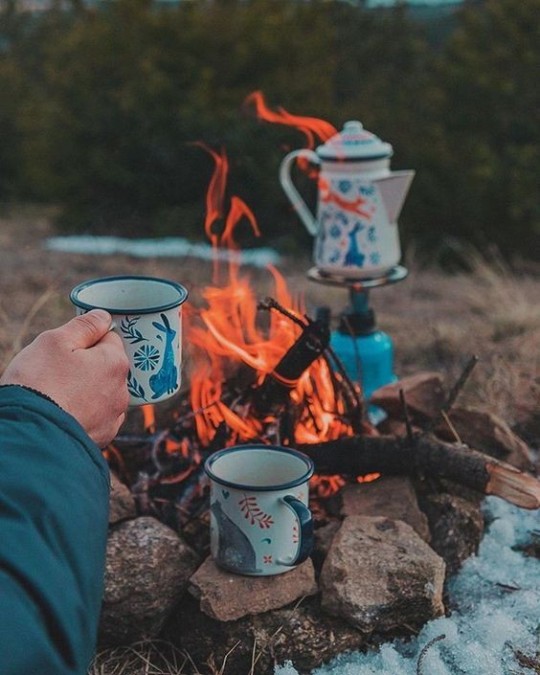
{"left": 0, "top": 0, "right": 538, "bottom": 262}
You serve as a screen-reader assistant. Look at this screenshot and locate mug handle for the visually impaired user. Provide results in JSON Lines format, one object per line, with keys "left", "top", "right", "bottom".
{"left": 280, "top": 495, "right": 314, "bottom": 566}
{"left": 279, "top": 149, "right": 320, "bottom": 237}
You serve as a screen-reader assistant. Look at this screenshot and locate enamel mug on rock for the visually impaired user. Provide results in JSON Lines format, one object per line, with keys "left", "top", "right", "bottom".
{"left": 204, "top": 444, "right": 314, "bottom": 576}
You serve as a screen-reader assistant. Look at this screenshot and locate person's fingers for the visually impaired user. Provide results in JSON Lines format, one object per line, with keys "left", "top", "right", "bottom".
{"left": 95, "top": 332, "right": 130, "bottom": 382}
{"left": 58, "top": 310, "right": 114, "bottom": 350}
{"left": 116, "top": 411, "right": 126, "bottom": 430}
{"left": 96, "top": 326, "right": 125, "bottom": 352}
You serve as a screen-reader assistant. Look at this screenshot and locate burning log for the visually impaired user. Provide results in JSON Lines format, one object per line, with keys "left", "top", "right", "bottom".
{"left": 252, "top": 300, "right": 330, "bottom": 415}
{"left": 298, "top": 434, "right": 540, "bottom": 510}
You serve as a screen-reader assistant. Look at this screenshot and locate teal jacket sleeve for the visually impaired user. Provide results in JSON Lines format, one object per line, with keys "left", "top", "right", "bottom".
{"left": 0, "top": 386, "right": 110, "bottom": 675}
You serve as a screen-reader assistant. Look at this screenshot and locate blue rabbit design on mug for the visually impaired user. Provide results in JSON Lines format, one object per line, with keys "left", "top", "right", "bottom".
{"left": 149, "top": 313, "right": 178, "bottom": 400}
{"left": 343, "top": 221, "right": 367, "bottom": 268}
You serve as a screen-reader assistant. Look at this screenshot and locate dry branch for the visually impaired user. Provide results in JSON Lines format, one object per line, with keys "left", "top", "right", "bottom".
{"left": 298, "top": 434, "right": 540, "bottom": 510}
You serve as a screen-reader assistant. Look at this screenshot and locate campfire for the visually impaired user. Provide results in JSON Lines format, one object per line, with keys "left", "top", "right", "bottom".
{"left": 109, "top": 98, "right": 539, "bottom": 523}
{"left": 100, "top": 96, "right": 540, "bottom": 674}
{"left": 110, "top": 147, "right": 373, "bottom": 533}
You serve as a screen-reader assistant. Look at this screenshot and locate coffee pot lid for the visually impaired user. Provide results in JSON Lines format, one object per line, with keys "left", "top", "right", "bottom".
{"left": 317, "top": 120, "right": 393, "bottom": 161}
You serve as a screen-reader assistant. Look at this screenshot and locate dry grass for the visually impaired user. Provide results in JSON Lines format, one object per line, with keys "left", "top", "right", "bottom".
{"left": 88, "top": 587, "right": 309, "bottom": 674}
{"left": 370, "top": 247, "right": 540, "bottom": 425}
{"left": 89, "top": 636, "right": 274, "bottom": 675}
{"left": 0, "top": 287, "right": 57, "bottom": 371}
{"left": 460, "top": 248, "right": 540, "bottom": 341}
{"left": 89, "top": 640, "right": 190, "bottom": 675}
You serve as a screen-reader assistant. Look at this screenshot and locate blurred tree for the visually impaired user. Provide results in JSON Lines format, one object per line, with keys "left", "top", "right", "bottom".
{"left": 0, "top": 0, "right": 538, "bottom": 264}
{"left": 0, "top": 1, "right": 33, "bottom": 199}
{"left": 16, "top": 0, "right": 340, "bottom": 240}
{"left": 416, "top": 0, "right": 540, "bottom": 261}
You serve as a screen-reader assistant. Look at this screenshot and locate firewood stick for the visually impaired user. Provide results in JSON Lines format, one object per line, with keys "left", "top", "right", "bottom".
{"left": 298, "top": 434, "right": 540, "bottom": 510}
{"left": 424, "top": 354, "right": 479, "bottom": 433}
{"left": 444, "top": 355, "right": 479, "bottom": 411}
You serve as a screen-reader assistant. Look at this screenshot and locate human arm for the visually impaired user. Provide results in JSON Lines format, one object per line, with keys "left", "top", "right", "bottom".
{"left": 0, "top": 311, "right": 129, "bottom": 674}
{"left": 0, "top": 309, "right": 130, "bottom": 448}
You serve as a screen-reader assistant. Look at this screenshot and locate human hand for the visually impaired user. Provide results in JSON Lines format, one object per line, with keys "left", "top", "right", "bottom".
{"left": 0, "top": 309, "right": 130, "bottom": 447}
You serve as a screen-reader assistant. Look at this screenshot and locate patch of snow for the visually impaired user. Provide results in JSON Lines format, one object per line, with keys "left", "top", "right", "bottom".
{"left": 45, "top": 235, "right": 281, "bottom": 268}
{"left": 275, "top": 497, "right": 540, "bottom": 675}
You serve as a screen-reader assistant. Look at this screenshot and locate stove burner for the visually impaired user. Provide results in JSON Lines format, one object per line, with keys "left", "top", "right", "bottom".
{"left": 308, "top": 265, "right": 408, "bottom": 411}
{"left": 307, "top": 265, "right": 408, "bottom": 291}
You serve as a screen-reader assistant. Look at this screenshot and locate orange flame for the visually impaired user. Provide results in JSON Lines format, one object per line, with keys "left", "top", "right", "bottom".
{"left": 196, "top": 142, "right": 261, "bottom": 285}
{"left": 141, "top": 404, "right": 156, "bottom": 433}
{"left": 186, "top": 144, "right": 358, "bottom": 452}
{"left": 245, "top": 90, "right": 337, "bottom": 149}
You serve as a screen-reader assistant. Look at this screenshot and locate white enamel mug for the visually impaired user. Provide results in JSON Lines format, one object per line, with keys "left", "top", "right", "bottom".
{"left": 204, "top": 444, "right": 314, "bottom": 576}
{"left": 70, "top": 275, "right": 188, "bottom": 406}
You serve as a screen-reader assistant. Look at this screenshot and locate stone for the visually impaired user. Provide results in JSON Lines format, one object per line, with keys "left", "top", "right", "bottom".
{"left": 435, "top": 406, "right": 535, "bottom": 471}
{"left": 320, "top": 516, "right": 445, "bottom": 634}
{"left": 189, "top": 556, "right": 318, "bottom": 622}
{"left": 99, "top": 516, "right": 199, "bottom": 645}
{"left": 370, "top": 371, "right": 446, "bottom": 421}
{"left": 376, "top": 417, "right": 422, "bottom": 437}
{"left": 340, "top": 476, "right": 430, "bottom": 542}
{"left": 420, "top": 492, "right": 485, "bottom": 576}
{"left": 108, "top": 471, "right": 136, "bottom": 525}
{"left": 312, "top": 520, "right": 342, "bottom": 574}
{"left": 165, "top": 593, "right": 367, "bottom": 674}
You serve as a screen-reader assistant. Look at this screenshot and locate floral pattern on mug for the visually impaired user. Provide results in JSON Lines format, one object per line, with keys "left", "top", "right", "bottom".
{"left": 134, "top": 344, "right": 160, "bottom": 371}
{"left": 127, "top": 370, "right": 147, "bottom": 401}
{"left": 239, "top": 494, "right": 274, "bottom": 529}
{"left": 120, "top": 316, "right": 147, "bottom": 344}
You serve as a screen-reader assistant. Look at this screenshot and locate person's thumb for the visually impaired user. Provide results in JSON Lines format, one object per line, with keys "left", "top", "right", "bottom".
{"left": 62, "top": 309, "right": 114, "bottom": 349}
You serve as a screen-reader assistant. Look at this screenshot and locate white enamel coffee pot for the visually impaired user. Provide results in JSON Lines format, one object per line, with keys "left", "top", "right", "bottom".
{"left": 280, "top": 121, "right": 415, "bottom": 279}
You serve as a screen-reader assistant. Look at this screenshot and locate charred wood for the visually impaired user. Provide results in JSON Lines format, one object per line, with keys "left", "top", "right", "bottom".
{"left": 252, "top": 316, "right": 330, "bottom": 415}
{"left": 298, "top": 434, "right": 540, "bottom": 510}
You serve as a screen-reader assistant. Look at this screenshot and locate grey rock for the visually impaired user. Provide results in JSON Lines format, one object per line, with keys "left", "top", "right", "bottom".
{"left": 165, "top": 593, "right": 367, "bottom": 675}
{"left": 320, "top": 516, "right": 445, "bottom": 634}
{"left": 420, "top": 492, "right": 485, "bottom": 575}
{"left": 312, "top": 520, "right": 342, "bottom": 574}
{"left": 99, "top": 516, "right": 199, "bottom": 644}
{"left": 108, "top": 471, "right": 136, "bottom": 525}
{"left": 340, "top": 476, "right": 430, "bottom": 542}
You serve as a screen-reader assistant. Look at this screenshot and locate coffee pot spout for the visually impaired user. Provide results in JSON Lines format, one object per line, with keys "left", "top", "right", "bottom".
{"left": 374, "top": 170, "right": 415, "bottom": 224}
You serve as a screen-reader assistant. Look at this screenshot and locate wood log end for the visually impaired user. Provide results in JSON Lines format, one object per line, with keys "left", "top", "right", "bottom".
{"left": 486, "top": 463, "right": 540, "bottom": 510}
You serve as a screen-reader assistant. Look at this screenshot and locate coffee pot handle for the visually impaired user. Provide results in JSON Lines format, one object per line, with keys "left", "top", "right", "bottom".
{"left": 281, "top": 495, "right": 314, "bottom": 566}
{"left": 279, "top": 149, "right": 320, "bottom": 236}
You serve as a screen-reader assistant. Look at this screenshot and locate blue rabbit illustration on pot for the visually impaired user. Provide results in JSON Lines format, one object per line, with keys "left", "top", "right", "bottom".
{"left": 149, "top": 313, "right": 178, "bottom": 400}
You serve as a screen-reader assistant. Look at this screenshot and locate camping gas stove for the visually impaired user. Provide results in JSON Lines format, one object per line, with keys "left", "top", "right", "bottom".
{"left": 308, "top": 265, "right": 408, "bottom": 407}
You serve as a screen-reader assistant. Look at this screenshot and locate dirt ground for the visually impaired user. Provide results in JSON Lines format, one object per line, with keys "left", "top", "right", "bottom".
{"left": 1, "top": 206, "right": 539, "bottom": 445}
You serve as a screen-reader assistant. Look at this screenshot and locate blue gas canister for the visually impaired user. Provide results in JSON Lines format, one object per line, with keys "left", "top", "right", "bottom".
{"left": 329, "top": 308, "right": 396, "bottom": 400}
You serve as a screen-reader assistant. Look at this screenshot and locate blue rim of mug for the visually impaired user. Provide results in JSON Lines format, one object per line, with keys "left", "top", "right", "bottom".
{"left": 204, "top": 444, "right": 315, "bottom": 492}
{"left": 70, "top": 275, "right": 188, "bottom": 314}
